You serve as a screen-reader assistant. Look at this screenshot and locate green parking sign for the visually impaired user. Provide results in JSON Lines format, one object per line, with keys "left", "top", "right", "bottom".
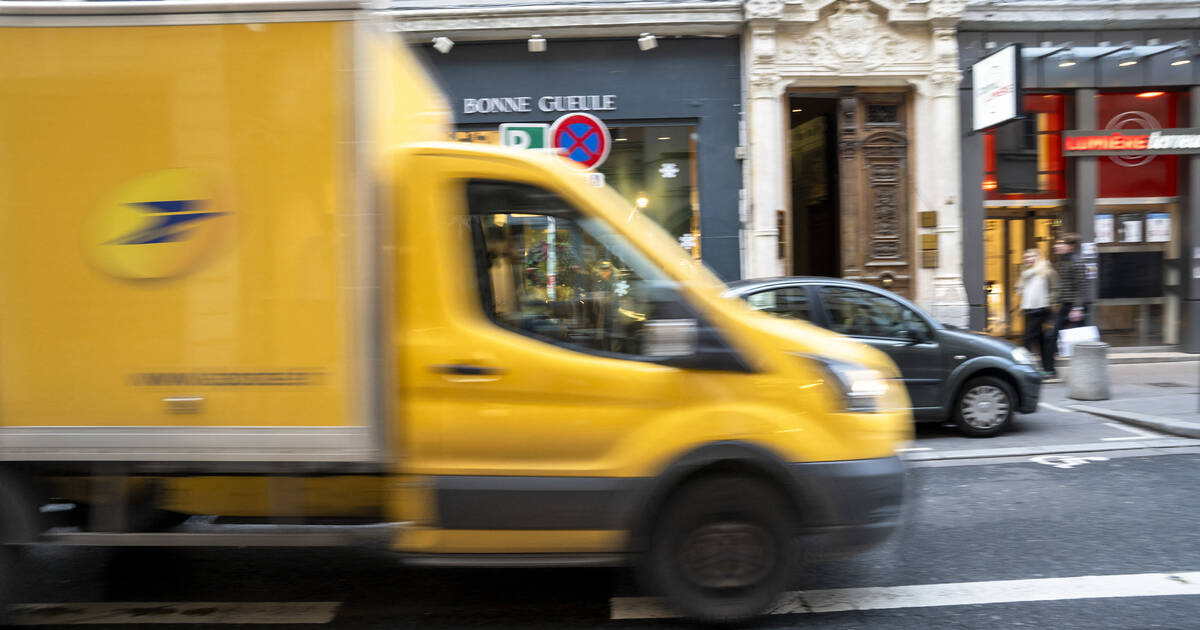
{"left": 500, "top": 123, "right": 549, "bottom": 150}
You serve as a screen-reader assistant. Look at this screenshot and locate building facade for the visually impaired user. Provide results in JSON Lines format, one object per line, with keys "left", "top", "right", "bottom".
{"left": 387, "top": 1, "right": 746, "bottom": 280}
{"left": 958, "top": 0, "right": 1200, "bottom": 351}
{"left": 742, "top": 0, "right": 970, "bottom": 326}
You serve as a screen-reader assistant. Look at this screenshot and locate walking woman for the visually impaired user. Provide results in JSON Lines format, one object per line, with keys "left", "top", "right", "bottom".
{"left": 1017, "top": 248, "right": 1057, "bottom": 377}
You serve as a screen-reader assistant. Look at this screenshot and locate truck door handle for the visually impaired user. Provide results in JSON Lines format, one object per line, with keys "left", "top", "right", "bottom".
{"left": 430, "top": 364, "right": 504, "bottom": 376}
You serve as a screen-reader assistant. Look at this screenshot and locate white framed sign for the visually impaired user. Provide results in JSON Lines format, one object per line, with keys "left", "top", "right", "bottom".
{"left": 972, "top": 44, "right": 1023, "bottom": 132}
{"left": 1094, "top": 214, "right": 1114, "bottom": 244}
{"left": 1146, "top": 213, "right": 1171, "bottom": 243}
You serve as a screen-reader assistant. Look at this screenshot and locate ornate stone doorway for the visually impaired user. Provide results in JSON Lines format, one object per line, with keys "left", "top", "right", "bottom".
{"left": 785, "top": 90, "right": 912, "bottom": 297}
{"left": 744, "top": 0, "right": 969, "bottom": 325}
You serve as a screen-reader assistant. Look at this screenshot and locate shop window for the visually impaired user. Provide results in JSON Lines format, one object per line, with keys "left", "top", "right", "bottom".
{"left": 984, "top": 94, "right": 1067, "bottom": 201}
{"left": 451, "top": 124, "right": 701, "bottom": 259}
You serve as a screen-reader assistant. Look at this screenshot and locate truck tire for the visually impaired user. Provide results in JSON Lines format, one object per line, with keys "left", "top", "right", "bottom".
{"left": 646, "top": 475, "right": 796, "bottom": 624}
{"left": 953, "top": 375, "right": 1016, "bottom": 437}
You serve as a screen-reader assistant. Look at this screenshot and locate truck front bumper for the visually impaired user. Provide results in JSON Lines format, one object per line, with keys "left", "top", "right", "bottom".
{"left": 789, "top": 455, "right": 907, "bottom": 555}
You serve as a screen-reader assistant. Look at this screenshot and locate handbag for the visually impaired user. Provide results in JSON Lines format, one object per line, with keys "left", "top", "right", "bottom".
{"left": 1058, "top": 325, "right": 1100, "bottom": 357}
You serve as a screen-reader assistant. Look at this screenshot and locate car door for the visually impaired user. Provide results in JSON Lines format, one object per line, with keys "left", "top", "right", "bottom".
{"left": 814, "top": 285, "right": 945, "bottom": 411}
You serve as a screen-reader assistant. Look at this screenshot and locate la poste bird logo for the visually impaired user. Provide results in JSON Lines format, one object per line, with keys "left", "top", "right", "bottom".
{"left": 87, "top": 168, "right": 231, "bottom": 280}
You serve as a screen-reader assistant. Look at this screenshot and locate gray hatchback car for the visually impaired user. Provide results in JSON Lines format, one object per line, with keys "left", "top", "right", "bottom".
{"left": 724, "top": 277, "right": 1042, "bottom": 437}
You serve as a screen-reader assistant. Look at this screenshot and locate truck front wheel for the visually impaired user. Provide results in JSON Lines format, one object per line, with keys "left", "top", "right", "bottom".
{"left": 647, "top": 475, "right": 796, "bottom": 623}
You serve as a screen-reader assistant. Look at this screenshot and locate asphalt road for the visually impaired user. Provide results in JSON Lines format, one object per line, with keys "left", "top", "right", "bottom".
{"left": 905, "top": 377, "right": 1200, "bottom": 458}
{"left": 12, "top": 444, "right": 1200, "bottom": 629}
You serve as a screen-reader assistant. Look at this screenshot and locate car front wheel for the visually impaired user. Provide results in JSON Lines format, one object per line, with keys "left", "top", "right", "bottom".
{"left": 954, "top": 376, "right": 1016, "bottom": 437}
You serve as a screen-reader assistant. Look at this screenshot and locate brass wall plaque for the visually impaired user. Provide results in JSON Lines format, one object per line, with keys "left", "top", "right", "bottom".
{"left": 922, "top": 251, "right": 938, "bottom": 268}
{"left": 919, "top": 211, "right": 937, "bottom": 228}
{"left": 921, "top": 234, "right": 938, "bottom": 251}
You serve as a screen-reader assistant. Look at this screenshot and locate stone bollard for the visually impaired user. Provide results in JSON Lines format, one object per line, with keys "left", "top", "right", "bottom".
{"left": 1068, "top": 341, "right": 1110, "bottom": 401}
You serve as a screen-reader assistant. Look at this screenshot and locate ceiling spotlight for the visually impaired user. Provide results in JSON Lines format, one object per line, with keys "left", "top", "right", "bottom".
{"left": 528, "top": 34, "right": 546, "bottom": 53}
{"left": 1169, "top": 47, "right": 1192, "bottom": 66}
{"left": 432, "top": 36, "right": 454, "bottom": 54}
{"left": 637, "top": 33, "right": 658, "bottom": 51}
{"left": 1117, "top": 49, "right": 1138, "bottom": 67}
{"left": 1056, "top": 52, "right": 1077, "bottom": 68}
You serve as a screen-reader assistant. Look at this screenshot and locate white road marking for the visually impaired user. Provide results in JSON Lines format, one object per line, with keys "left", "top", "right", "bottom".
{"left": 897, "top": 447, "right": 933, "bottom": 452}
{"left": 1030, "top": 454, "right": 1109, "bottom": 469}
{"left": 610, "top": 572, "right": 1200, "bottom": 619}
{"left": 9, "top": 602, "right": 340, "bottom": 625}
{"left": 1038, "top": 402, "right": 1075, "bottom": 414}
{"left": 1101, "top": 422, "right": 1160, "bottom": 441}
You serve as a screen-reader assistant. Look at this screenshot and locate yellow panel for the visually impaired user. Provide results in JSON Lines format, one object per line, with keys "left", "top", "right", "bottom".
{"left": 396, "top": 527, "right": 626, "bottom": 554}
{"left": 159, "top": 476, "right": 384, "bottom": 518}
{"left": 0, "top": 22, "right": 355, "bottom": 427}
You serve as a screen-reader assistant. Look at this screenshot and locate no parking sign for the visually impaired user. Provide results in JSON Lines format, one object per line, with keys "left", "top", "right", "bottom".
{"left": 550, "top": 113, "right": 611, "bottom": 170}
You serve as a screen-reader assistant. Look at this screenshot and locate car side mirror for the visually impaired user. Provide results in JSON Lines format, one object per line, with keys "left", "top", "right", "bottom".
{"left": 643, "top": 318, "right": 698, "bottom": 358}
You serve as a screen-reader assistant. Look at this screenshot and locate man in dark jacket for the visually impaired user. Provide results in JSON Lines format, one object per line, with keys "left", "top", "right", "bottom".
{"left": 1053, "top": 233, "right": 1090, "bottom": 349}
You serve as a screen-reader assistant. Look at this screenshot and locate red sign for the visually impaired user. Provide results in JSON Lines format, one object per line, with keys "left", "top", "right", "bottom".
{"left": 550, "top": 113, "right": 611, "bottom": 170}
{"left": 1095, "top": 93, "right": 1180, "bottom": 198}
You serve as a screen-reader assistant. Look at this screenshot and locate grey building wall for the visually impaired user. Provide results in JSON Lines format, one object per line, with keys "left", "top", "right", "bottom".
{"left": 417, "top": 37, "right": 744, "bottom": 281}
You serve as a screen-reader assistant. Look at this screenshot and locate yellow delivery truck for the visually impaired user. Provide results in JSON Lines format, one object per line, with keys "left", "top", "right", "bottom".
{"left": 0, "top": 1, "right": 912, "bottom": 622}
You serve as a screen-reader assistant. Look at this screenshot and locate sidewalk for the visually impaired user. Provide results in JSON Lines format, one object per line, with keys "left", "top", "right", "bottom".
{"left": 1041, "top": 359, "right": 1200, "bottom": 438}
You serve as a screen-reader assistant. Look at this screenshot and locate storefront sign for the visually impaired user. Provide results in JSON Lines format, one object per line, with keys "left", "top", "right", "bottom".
{"left": 462, "top": 94, "right": 617, "bottom": 115}
{"left": 1062, "top": 128, "right": 1200, "bottom": 156}
{"left": 971, "top": 44, "right": 1022, "bottom": 132}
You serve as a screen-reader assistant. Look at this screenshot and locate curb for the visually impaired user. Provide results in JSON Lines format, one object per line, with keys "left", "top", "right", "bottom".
{"left": 1055, "top": 356, "right": 1200, "bottom": 367}
{"left": 1070, "top": 404, "right": 1200, "bottom": 439}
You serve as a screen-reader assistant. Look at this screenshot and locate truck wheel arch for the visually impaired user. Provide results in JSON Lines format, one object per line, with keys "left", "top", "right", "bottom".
{"left": 627, "top": 441, "right": 816, "bottom": 556}
{"left": 0, "top": 467, "right": 43, "bottom": 543}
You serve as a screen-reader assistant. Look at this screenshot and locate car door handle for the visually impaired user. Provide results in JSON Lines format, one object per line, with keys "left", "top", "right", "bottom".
{"left": 430, "top": 364, "right": 504, "bottom": 377}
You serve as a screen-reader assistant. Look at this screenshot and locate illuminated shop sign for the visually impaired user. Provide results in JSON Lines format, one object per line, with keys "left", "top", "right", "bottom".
{"left": 1063, "top": 128, "right": 1200, "bottom": 156}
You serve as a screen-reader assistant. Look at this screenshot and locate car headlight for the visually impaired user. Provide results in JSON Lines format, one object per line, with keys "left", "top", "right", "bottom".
{"left": 801, "top": 355, "right": 890, "bottom": 413}
{"left": 1011, "top": 347, "right": 1036, "bottom": 366}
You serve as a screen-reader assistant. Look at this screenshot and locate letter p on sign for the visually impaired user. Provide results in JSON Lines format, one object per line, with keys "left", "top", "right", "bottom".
{"left": 500, "top": 123, "right": 549, "bottom": 151}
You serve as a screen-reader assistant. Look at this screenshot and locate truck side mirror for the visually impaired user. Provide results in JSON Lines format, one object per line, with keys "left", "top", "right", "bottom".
{"left": 643, "top": 319, "right": 698, "bottom": 358}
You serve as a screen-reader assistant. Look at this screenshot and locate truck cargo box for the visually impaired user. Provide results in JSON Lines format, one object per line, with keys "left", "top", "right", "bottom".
{"left": 0, "top": 1, "right": 447, "bottom": 463}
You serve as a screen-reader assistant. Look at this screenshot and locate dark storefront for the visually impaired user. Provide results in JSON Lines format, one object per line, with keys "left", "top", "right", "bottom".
{"left": 960, "top": 33, "right": 1200, "bottom": 351}
{"left": 416, "top": 38, "right": 743, "bottom": 281}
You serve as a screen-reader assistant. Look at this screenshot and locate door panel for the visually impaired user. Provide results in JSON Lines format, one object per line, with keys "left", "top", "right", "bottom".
{"left": 400, "top": 166, "right": 698, "bottom": 476}
{"left": 816, "top": 286, "right": 944, "bottom": 409}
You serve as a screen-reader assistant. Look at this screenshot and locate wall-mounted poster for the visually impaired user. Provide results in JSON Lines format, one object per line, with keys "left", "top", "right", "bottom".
{"left": 1094, "top": 214, "right": 1114, "bottom": 243}
{"left": 1146, "top": 213, "right": 1171, "bottom": 243}
{"left": 1119, "top": 214, "right": 1142, "bottom": 243}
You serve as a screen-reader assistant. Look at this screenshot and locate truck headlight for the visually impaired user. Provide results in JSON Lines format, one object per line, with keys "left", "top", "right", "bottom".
{"left": 802, "top": 355, "right": 890, "bottom": 413}
{"left": 1011, "top": 347, "right": 1036, "bottom": 366}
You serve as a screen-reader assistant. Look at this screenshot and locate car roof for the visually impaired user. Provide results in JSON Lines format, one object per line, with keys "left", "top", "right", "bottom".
{"left": 724, "top": 276, "right": 876, "bottom": 294}
{"left": 723, "top": 275, "right": 943, "bottom": 329}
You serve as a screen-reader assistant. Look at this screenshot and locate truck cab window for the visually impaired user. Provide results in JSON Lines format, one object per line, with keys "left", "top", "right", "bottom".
{"left": 466, "top": 180, "right": 691, "bottom": 359}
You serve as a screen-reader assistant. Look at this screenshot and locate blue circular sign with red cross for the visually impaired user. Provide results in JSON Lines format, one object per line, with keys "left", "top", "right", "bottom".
{"left": 549, "top": 113, "right": 611, "bottom": 170}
